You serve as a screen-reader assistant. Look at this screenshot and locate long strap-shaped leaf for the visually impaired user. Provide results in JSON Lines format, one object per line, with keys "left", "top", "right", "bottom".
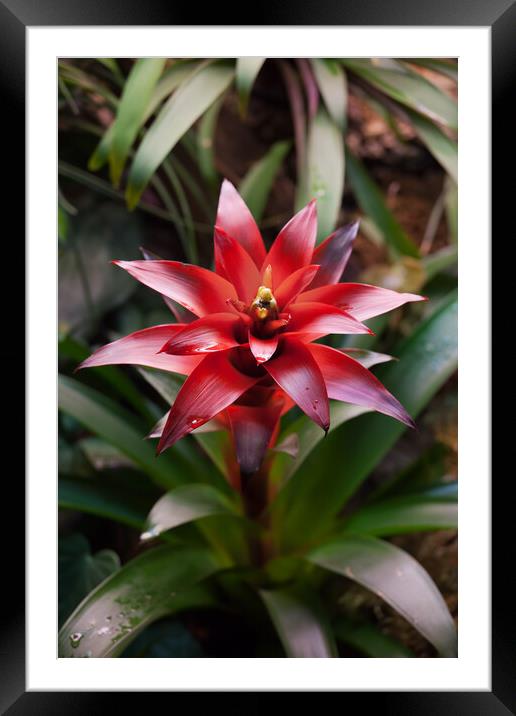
{"left": 235, "top": 57, "right": 265, "bottom": 115}
{"left": 108, "top": 58, "right": 166, "bottom": 186}
{"left": 341, "top": 490, "right": 458, "bottom": 537}
{"left": 307, "top": 535, "right": 457, "bottom": 657}
{"left": 239, "top": 140, "right": 291, "bottom": 222}
{"left": 59, "top": 544, "right": 220, "bottom": 657}
{"left": 141, "top": 484, "right": 245, "bottom": 541}
{"left": 296, "top": 106, "right": 345, "bottom": 244}
{"left": 126, "top": 62, "right": 235, "bottom": 209}
{"left": 260, "top": 586, "right": 338, "bottom": 658}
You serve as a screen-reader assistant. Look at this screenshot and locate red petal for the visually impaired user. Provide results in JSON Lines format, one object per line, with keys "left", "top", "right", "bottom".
{"left": 215, "top": 179, "right": 266, "bottom": 270}
{"left": 274, "top": 264, "right": 320, "bottom": 310}
{"left": 157, "top": 350, "right": 259, "bottom": 453}
{"left": 140, "top": 247, "right": 196, "bottom": 323}
{"left": 248, "top": 329, "right": 279, "bottom": 364}
{"left": 261, "top": 200, "right": 317, "bottom": 286}
{"left": 264, "top": 338, "right": 329, "bottom": 431}
{"left": 308, "top": 343, "right": 414, "bottom": 427}
{"left": 113, "top": 260, "right": 237, "bottom": 317}
{"left": 310, "top": 222, "right": 359, "bottom": 288}
{"left": 227, "top": 397, "right": 284, "bottom": 474}
{"left": 298, "top": 283, "right": 426, "bottom": 321}
{"left": 148, "top": 410, "right": 225, "bottom": 439}
{"left": 77, "top": 325, "right": 202, "bottom": 376}
{"left": 286, "top": 302, "right": 373, "bottom": 338}
{"left": 214, "top": 226, "right": 261, "bottom": 303}
{"left": 160, "top": 313, "right": 243, "bottom": 355}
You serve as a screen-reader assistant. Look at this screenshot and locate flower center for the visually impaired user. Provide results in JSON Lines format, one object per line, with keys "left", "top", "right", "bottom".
{"left": 251, "top": 285, "right": 278, "bottom": 321}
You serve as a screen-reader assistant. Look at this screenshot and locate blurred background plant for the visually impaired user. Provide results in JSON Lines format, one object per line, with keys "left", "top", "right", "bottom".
{"left": 58, "top": 57, "right": 457, "bottom": 658}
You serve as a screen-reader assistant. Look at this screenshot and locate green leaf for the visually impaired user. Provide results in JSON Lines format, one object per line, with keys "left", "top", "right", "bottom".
{"left": 345, "top": 148, "right": 419, "bottom": 258}
{"left": 126, "top": 63, "right": 235, "bottom": 209}
{"left": 108, "top": 58, "right": 166, "bottom": 186}
{"left": 141, "top": 484, "right": 242, "bottom": 540}
{"left": 260, "top": 586, "right": 338, "bottom": 657}
{"left": 342, "top": 59, "right": 457, "bottom": 129}
{"left": 296, "top": 106, "right": 345, "bottom": 243}
{"left": 308, "top": 535, "right": 457, "bottom": 656}
{"left": 89, "top": 61, "right": 199, "bottom": 172}
{"left": 423, "top": 244, "right": 458, "bottom": 281}
{"left": 341, "top": 492, "right": 457, "bottom": 537}
{"left": 197, "top": 97, "right": 224, "bottom": 189}
{"left": 406, "top": 108, "right": 457, "bottom": 182}
{"left": 334, "top": 617, "right": 413, "bottom": 657}
{"left": 58, "top": 544, "right": 220, "bottom": 657}
{"left": 236, "top": 57, "right": 265, "bottom": 114}
{"left": 272, "top": 290, "right": 457, "bottom": 549}
{"left": 239, "top": 140, "right": 291, "bottom": 222}
{"left": 444, "top": 177, "right": 458, "bottom": 245}
{"left": 59, "top": 473, "right": 160, "bottom": 529}
{"left": 402, "top": 59, "right": 458, "bottom": 82}
{"left": 310, "top": 59, "right": 347, "bottom": 130}
{"left": 58, "top": 375, "right": 200, "bottom": 490}
{"left": 59, "top": 534, "right": 120, "bottom": 628}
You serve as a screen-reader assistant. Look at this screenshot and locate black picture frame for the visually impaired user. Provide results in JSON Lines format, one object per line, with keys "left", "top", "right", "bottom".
{"left": 3, "top": 0, "right": 502, "bottom": 711}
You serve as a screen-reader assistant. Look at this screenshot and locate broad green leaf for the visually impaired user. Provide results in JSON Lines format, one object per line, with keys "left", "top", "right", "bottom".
{"left": 197, "top": 96, "right": 224, "bottom": 189}
{"left": 260, "top": 586, "right": 338, "bottom": 658}
{"left": 334, "top": 617, "right": 413, "bottom": 657}
{"left": 239, "top": 140, "right": 291, "bottom": 222}
{"left": 296, "top": 106, "right": 344, "bottom": 243}
{"left": 345, "top": 148, "right": 419, "bottom": 258}
{"left": 141, "top": 484, "right": 242, "bottom": 540}
{"left": 58, "top": 544, "right": 220, "bottom": 657}
{"left": 58, "top": 205, "right": 69, "bottom": 242}
{"left": 308, "top": 535, "right": 457, "bottom": 656}
{"left": 79, "top": 437, "right": 135, "bottom": 470}
{"left": 59, "top": 534, "right": 120, "bottom": 628}
{"left": 59, "top": 475, "right": 154, "bottom": 529}
{"left": 310, "top": 59, "right": 347, "bottom": 130}
{"left": 406, "top": 108, "right": 457, "bottom": 182}
{"left": 108, "top": 59, "right": 166, "bottom": 186}
{"left": 272, "top": 290, "right": 457, "bottom": 549}
{"left": 59, "top": 375, "right": 203, "bottom": 490}
{"left": 342, "top": 59, "right": 457, "bottom": 129}
{"left": 236, "top": 57, "right": 265, "bottom": 114}
{"left": 126, "top": 63, "right": 235, "bottom": 209}
{"left": 341, "top": 493, "right": 457, "bottom": 537}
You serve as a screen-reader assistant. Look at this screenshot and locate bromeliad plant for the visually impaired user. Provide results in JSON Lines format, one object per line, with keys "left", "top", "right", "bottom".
{"left": 59, "top": 181, "right": 458, "bottom": 658}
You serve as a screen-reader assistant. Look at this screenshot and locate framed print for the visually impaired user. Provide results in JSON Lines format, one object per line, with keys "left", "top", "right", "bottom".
{"left": 2, "top": 0, "right": 504, "bottom": 710}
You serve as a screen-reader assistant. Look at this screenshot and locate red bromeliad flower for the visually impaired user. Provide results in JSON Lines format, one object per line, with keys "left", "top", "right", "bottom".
{"left": 80, "top": 180, "right": 425, "bottom": 474}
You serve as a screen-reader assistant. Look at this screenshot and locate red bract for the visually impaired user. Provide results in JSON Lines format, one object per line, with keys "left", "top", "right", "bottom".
{"left": 79, "top": 179, "right": 425, "bottom": 473}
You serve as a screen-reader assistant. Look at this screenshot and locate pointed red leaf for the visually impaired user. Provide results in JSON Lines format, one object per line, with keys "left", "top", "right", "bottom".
{"left": 215, "top": 179, "right": 266, "bottom": 270}
{"left": 299, "top": 283, "right": 426, "bottom": 321}
{"left": 113, "top": 260, "right": 237, "bottom": 317}
{"left": 308, "top": 343, "right": 415, "bottom": 427}
{"left": 157, "top": 350, "right": 260, "bottom": 453}
{"left": 248, "top": 329, "right": 279, "bottom": 364}
{"left": 77, "top": 325, "right": 202, "bottom": 376}
{"left": 261, "top": 200, "right": 317, "bottom": 286}
{"left": 160, "top": 313, "right": 244, "bottom": 355}
{"left": 310, "top": 222, "right": 359, "bottom": 288}
{"left": 286, "top": 302, "right": 373, "bottom": 338}
{"left": 214, "top": 226, "right": 261, "bottom": 303}
{"left": 264, "top": 338, "right": 329, "bottom": 431}
{"left": 227, "top": 397, "right": 285, "bottom": 474}
{"left": 274, "top": 264, "right": 320, "bottom": 310}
